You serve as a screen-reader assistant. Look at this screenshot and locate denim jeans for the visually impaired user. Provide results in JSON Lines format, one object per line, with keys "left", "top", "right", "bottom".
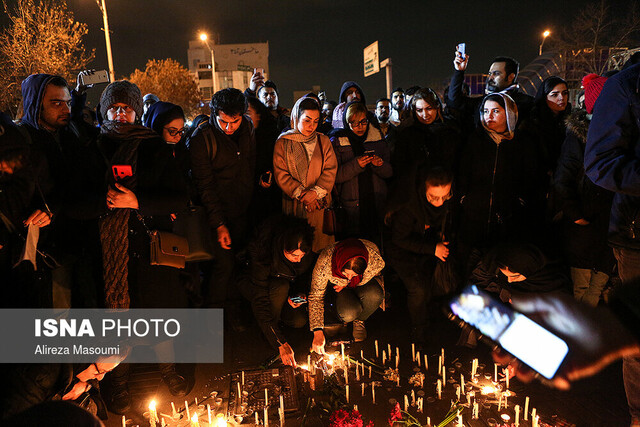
{"left": 570, "top": 267, "right": 609, "bottom": 307}
{"left": 333, "top": 277, "right": 384, "bottom": 323}
{"left": 613, "top": 247, "right": 640, "bottom": 423}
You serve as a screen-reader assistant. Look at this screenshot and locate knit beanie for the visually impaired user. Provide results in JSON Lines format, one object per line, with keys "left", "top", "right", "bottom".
{"left": 582, "top": 73, "right": 607, "bottom": 114}
{"left": 99, "top": 80, "right": 143, "bottom": 120}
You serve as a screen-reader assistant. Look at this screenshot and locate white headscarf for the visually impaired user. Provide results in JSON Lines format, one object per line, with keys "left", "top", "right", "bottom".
{"left": 278, "top": 95, "right": 320, "bottom": 143}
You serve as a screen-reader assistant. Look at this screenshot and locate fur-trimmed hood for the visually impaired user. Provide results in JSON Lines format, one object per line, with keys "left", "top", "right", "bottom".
{"left": 565, "top": 109, "right": 590, "bottom": 144}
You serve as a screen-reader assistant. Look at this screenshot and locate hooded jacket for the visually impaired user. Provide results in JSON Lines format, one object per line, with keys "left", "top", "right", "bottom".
{"left": 331, "top": 81, "right": 366, "bottom": 129}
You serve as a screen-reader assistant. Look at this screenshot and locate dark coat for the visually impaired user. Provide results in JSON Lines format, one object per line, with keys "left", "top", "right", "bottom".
{"left": 245, "top": 215, "right": 316, "bottom": 348}
{"left": 97, "top": 125, "right": 189, "bottom": 308}
{"left": 188, "top": 116, "right": 256, "bottom": 228}
{"left": 585, "top": 63, "right": 640, "bottom": 250}
{"left": 457, "top": 127, "right": 544, "bottom": 248}
{"left": 555, "top": 110, "right": 615, "bottom": 272}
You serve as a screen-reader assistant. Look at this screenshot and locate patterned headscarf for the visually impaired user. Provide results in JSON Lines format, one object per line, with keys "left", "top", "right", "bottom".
{"left": 279, "top": 95, "right": 320, "bottom": 143}
{"left": 480, "top": 92, "right": 518, "bottom": 144}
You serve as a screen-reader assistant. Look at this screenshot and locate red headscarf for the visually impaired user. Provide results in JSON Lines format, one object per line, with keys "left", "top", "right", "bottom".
{"left": 331, "top": 238, "right": 369, "bottom": 288}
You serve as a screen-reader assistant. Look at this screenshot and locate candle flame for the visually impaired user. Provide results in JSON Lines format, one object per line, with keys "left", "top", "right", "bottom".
{"left": 300, "top": 364, "right": 309, "bottom": 371}
{"left": 191, "top": 413, "right": 198, "bottom": 422}
{"left": 216, "top": 415, "right": 227, "bottom": 427}
{"left": 481, "top": 386, "right": 497, "bottom": 395}
{"left": 149, "top": 400, "right": 156, "bottom": 411}
{"left": 501, "top": 414, "right": 511, "bottom": 421}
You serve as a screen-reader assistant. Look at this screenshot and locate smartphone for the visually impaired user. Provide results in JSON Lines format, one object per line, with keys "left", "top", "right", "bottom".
{"left": 457, "top": 43, "right": 466, "bottom": 58}
{"left": 112, "top": 165, "right": 133, "bottom": 181}
{"left": 290, "top": 296, "right": 307, "bottom": 304}
{"left": 449, "top": 285, "right": 568, "bottom": 380}
{"left": 364, "top": 149, "right": 376, "bottom": 157}
{"left": 80, "top": 70, "right": 110, "bottom": 86}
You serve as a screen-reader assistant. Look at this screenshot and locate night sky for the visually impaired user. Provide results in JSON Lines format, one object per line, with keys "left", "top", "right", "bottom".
{"left": 3, "top": 0, "right": 631, "bottom": 106}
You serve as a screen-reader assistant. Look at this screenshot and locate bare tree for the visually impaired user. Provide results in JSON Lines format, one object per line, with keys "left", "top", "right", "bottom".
{"left": 129, "top": 59, "right": 204, "bottom": 120}
{"left": 548, "top": 0, "right": 640, "bottom": 77}
{"left": 0, "top": 0, "right": 94, "bottom": 116}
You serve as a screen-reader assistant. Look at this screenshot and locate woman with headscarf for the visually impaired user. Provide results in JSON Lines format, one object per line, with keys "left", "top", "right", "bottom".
{"left": 329, "top": 101, "right": 392, "bottom": 242}
{"left": 273, "top": 96, "right": 338, "bottom": 252}
{"left": 385, "top": 167, "right": 454, "bottom": 344}
{"left": 95, "top": 81, "right": 190, "bottom": 411}
{"left": 393, "top": 88, "right": 462, "bottom": 176}
{"left": 470, "top": 242, "right": 569, "bottom": 303}
{"left": 309, "top": 238, "right": 385, "bottom": 347}
{"left": 457, "top": 93, "right": 544, "bottom": 268}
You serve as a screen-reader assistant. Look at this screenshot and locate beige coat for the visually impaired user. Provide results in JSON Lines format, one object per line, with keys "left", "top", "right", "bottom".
{"left": 273, "top": 133, "right": 338, "bottom": 252}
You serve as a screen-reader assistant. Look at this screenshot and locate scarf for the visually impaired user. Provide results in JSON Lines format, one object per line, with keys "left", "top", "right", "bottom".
{"left": 480, "top": 92, "right": 518, "bottom": 145}
{"left": 331, "top": 238, "right": 369, "bottom": 288}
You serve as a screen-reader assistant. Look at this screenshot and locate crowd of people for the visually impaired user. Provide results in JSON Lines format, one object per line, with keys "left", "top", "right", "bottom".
{"left": 1, "top": 48, "right": 640, "bottom": 425}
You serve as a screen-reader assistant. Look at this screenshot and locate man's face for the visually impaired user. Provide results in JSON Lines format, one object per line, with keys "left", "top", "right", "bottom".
{"left": 391, "top": 91, "right": 405, "bottom": 111}
{"left": 259, "top": 87, "right": 278, "bottom": 110}
{"left": 486, "top": 62, "right": 514, "bottom": 93}
{"left": 345, "top": 87, "right": 361, "bottom": 103}
{"left": 322, "top": 103, "right": 334, "bottom": 121}
{"left": 375, "top": 100, "right": 390, "bottom": 123}
{"left": 39, "top": 84, "right": 71, "bottom": 131}
{"left": 216, "top": 111, "right": 243, "bottom": 135}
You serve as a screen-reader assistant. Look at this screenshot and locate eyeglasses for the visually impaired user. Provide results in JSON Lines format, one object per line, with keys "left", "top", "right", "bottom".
{"left": 92, "top": 363, "right": 109, "bottom": 376}
{"left": 426, "top": 192, "right": 452, "bottom": 203}
{"left": 108, "top": 105, "right": 134, "bottom": 114}
{"left": 164, "top": 127, "right": 185, "bottom": 137}
{"left": 349, "top": 118, "right": 368, "bottom": 128}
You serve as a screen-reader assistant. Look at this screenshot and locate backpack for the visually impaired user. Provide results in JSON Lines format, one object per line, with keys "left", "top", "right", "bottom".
{"left": 187, "top": 120, "right": 217, "bottom": 161}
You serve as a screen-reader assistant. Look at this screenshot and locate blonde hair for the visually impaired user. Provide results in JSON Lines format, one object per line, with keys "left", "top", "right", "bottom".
{"left": 345, "top": 102, "right": 368, "bottom": 125}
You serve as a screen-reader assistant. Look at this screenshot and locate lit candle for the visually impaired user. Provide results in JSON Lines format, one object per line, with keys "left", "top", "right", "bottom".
{"left": 388, "top": 343, "right": 391, "bottom": 358}
{"left": 347, "top": 357, "right": 351, "bottom": 369}
{"left": 515, "top": 405, "right": 520, "bottom": 426}
{"left": 265, "top": 388, "right": 269, "bottom": 407}
{"left": 264, "top": 407, "right": 268, "bottom": 427}
{"left": 255, "top": 412, "right": 259, "bottom": 425}
{"left": 242, "top": 370, "right": 245, "bottom": 386}
{"left": 457, "top": 411, "right": 462, "bottom": 427}
{"left": 441, "top": 348, "right": 445, "bottom": 364}
{"left": 396, "top": 375, "right": 400, "bottom": 387}
{"left": 307, "top": 355, "right": 311, "bottom": 369}
{"left": 344, "top": 368, "right": 348, "bottom": 384}
{"left": 371, "top": 382, "right": 376, "bottom": 404}
{"left": 533, "top": 415, "right": 539, "bottom": 427}
{"left": 498, "top": 393, "right": 502, "bottom": 411}
{"left": 122, "top": 415, "right": 126, "bottom": 427}
{"left": 524, "top": 397, "right": 529, "bottom": 420}
{"left": 368, "top": 365, "right": 371, "bottom": 378}
{"left": 411, "top": 389, "right": 416, "bottom": 406}
{"left": 411, "top": 343, "right": 415, "bottom": 361}
{"left": 417, "top": 397, "right": 423, "bottom": 412}
{"left": 360, "top": 350, "right": 364, "bottom": 360}
{"left": 185, "top": 401, "right": 190, "bottom": 421}
{"left": 149, "top": 400, "right": 158, "bottom": 426}
{"left": 531, "top": 408, "right": 536, "bottom": 424}
{"left": 503, "top": 392, "right": 508, "bottom": 408}
{"left": 442, "top": 365, "right": 446, "bottom": 385}
{"left": 375, "top": 340, "right": 379, "bottom": 358}
{"left": 280, "top": 394, "right": 285, "bottom": 426}
{"left": 456, "top": 384, "right": 461, "bottom": 401}
{"left": 345, "top": 385, "right": 349, "bottom": 403}
{"left": 356, "top": 363, "right": 360, "bottom": 381}
{"left": 438, "top": 355, "right": 442, "bottom": 373}
{"left": 505, "top": 368, "right": 509, "bottom": 389}
{"left": 437, "top": 379, "right": 442, "bottom": 399}
{"left": 382, "top": 350, "right": 386, "bottom": 365}
{"left": 207, "top": 404, "right": 212, "bottom": 425}
{"left": 404, "top": 394, "right": 409, "bottom": 411}
{"left": 471, "top": 359, "right": 477, "bottom": 377}
{"left": 361, "top": 382, "right": 365, "bottom": 396}
{"left": 191, "top": 413, "right": 199, "bottom": 427}
{"left": 341, "top": 343, "right": 345, "bottom": 362}
{"left": 417, "top": 351, "right": 421, "bottom": 367}
{"left": 195, "top": 398, "right": 198, "bottom": 406}
{"left": 396, "top": 347, "right": 399, "bottom": 360}
{"left": 424, "top": 354, "right": 428, "bottom": 371}
{"left": 237, "top": 382, "right": 242, "bottom": 403}
{"left": 395, "top": 353, "right": 399, "bottom": 369}
{"left": 427, "top": 417, "right": 431, "bottom": 426}
{"left": 473, "top": 402, "right": 478, "bottom": 419}
{"left": 494, "top": 363, "right": 498, "bottom": 382}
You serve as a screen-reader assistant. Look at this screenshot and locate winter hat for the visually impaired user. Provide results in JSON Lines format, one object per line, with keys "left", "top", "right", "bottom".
{"left": 143, "top": 93, "right": 159, "bottom": 104}
{"left": 99, "top": 80, "right": 143, "bottom": 120}
{"left": 582, "top": 73, "right": 607, "bottom": 114}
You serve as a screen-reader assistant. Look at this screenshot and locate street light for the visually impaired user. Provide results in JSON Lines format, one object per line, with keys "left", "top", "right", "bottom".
{"left": 539, "top": 30, "right": 551, "bottom": 56}
{"left": 199, "top": 32, "right": 218, "bottom": 94}
{"left": 95, "top": 0, "right": 115, "bottom": 82}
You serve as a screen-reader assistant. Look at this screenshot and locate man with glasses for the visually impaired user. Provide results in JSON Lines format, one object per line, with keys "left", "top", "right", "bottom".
{"left": 189, "top": 88, "right": 256, "bottom": 310}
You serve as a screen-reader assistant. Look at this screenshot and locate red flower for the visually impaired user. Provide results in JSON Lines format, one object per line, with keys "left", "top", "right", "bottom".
{"left": 330, "top": 409, "right": 350, "bottom": 426}
{"left": 389, "top": 402, "right": 403, "bottom": 426}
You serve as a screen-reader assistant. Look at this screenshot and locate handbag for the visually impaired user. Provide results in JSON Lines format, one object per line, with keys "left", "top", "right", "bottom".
{"left": 137, "top": 213, "right": 189, "bottom": 269}
{"left": 322, "top": 188, "right": 346, "bottom": 236}
{"left": 173, "top": 204, "right": 215, "bottom": 261}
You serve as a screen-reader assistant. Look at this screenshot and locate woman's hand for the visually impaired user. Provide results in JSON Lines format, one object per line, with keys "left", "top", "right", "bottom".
{"left": 333, "top": 283, "right": 347, "bottom": 293}
{"left": 217, "top": 225, "right": 232, "bottom": 250}
{"left": 311, "top": 330, "right": 326, "bottom": 354}
{"left": 357, "top": 155, "right": 373, "bottom": 168}
{"left": 24, "top": 210, "right": 52, "bottom": 228}
{"left": 435, "top": 242, "right": 449, "bottom": 262}
{"left": 370, "top": 155, "right": 383, "bottom": 167}
{"left": 279, "top": 342, "right": 297, "bottom": 367}
{"left": 107, "top": 183, "right": 139, "bottom": 209}
{"left": 300, "top": 190, "right": 318, "bottom": 205}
